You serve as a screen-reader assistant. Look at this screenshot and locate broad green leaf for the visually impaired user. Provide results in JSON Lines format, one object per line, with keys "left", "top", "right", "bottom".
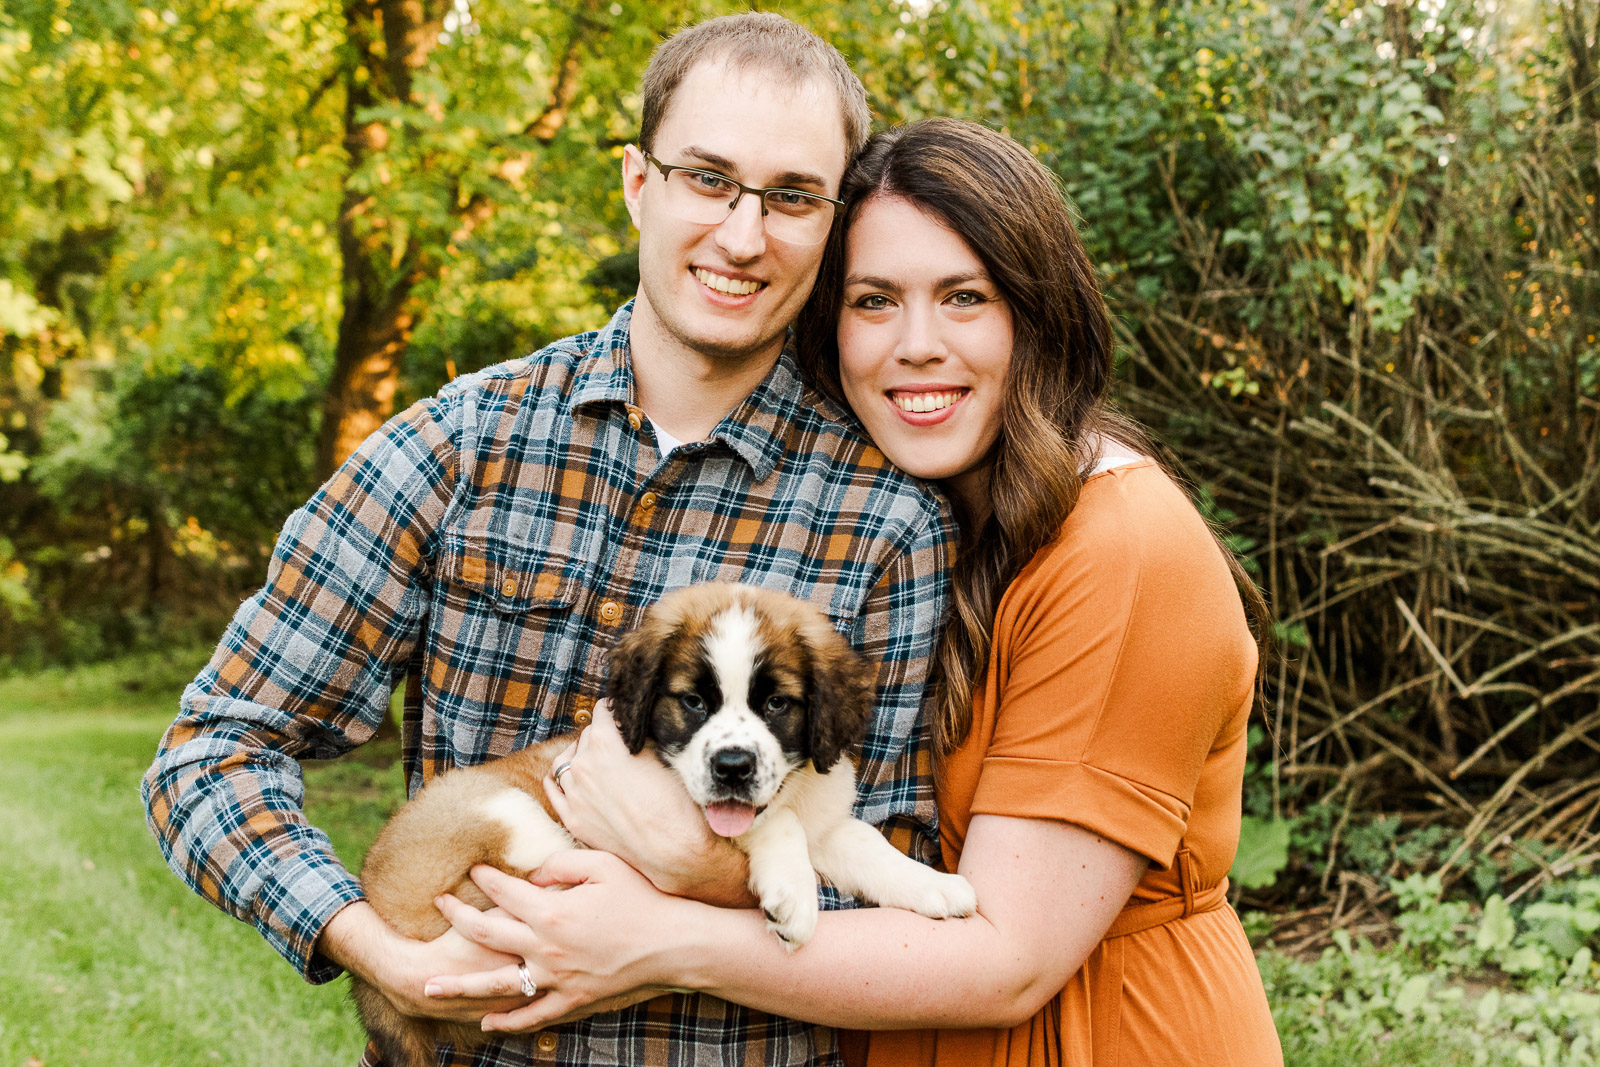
{"left": 1231, "top": 816, "right": 1290, "bottom": 890}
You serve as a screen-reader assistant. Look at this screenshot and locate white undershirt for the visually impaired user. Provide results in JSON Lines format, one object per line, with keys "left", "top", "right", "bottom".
{"left": 649, "top": 419, "right": 687, "bottom": 456}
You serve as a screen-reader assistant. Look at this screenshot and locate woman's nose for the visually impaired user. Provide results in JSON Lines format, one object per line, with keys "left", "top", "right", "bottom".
{"left": 895, "top": 305, "right": 945, "bottom": 365}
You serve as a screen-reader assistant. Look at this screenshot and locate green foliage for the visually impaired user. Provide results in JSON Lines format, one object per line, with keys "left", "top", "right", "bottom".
{"left": 1234, "top": 815, "right": 1292, "bottom": 890}
{"left": 1266, "top": 870, "right": 1600, "bottom": 1065}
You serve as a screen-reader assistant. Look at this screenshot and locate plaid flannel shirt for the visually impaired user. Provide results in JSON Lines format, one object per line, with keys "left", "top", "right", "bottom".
{"left": 142, "top": 301, "right": 953, "bottom": 1067}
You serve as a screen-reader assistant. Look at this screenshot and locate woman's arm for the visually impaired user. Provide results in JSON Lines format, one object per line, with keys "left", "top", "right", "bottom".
{"left": 429, "top": 811, "right": 1146, "bottom": 1033}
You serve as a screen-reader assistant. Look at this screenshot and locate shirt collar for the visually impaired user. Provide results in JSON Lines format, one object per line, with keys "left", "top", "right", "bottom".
{"left": 571, "top": 300, "right": 804, "bottom": 484}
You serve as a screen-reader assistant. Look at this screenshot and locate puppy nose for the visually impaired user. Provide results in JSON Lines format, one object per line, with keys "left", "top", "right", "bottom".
{"left": 711, "top": 748, "right": 757, "bottom": 786}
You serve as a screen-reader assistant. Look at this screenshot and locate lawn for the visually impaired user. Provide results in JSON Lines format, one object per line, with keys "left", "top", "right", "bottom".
{"left": 0, "top": 649, "right": 402, "bottom": 1067}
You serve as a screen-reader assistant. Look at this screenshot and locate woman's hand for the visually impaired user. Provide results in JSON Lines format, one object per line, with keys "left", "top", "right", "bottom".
{"left": 427, "top": 853, "right": 704, "bottom": 1033}
{"left": 544, "top": 701, "right": 753, "bottom": 905}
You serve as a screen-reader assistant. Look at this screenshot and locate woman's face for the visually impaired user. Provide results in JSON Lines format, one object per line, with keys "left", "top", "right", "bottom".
{"left": 837, "top": 196, "right": 1012, "bottom": 507}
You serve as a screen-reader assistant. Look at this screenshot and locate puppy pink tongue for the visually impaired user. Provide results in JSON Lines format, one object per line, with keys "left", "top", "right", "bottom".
{"left": 705, "top": 802, "right": 757, "bottom": 837}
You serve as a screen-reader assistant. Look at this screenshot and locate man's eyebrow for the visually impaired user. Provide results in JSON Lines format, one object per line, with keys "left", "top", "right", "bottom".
{"left": 677, "top": 146, "right": 830, "bottom": 191}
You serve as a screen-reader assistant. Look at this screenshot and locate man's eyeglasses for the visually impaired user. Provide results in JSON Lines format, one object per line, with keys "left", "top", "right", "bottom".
{"left": 642, "top": 151, "right": 844, "bottom": 246}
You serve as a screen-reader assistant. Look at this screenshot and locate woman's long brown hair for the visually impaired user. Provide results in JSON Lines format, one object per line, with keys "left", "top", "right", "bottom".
{"left": 799, "top": 118, "right": 1268, "bottom": 757}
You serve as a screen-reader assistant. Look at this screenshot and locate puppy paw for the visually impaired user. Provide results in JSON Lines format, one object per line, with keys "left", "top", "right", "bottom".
{"left": 904, "top": 871, "right": 978, "bottom": 920}
{"left": 759, "top": 880, "right": 818, "bottom": 950}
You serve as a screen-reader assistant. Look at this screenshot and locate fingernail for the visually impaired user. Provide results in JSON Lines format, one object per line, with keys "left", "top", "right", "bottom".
{"left": 425, "top": 981, "right": 441, "bottom": 997}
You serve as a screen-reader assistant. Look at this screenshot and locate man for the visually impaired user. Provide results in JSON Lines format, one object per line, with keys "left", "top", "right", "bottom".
{"left": 143, "top": 12, "right": 952, "bottom": 1067}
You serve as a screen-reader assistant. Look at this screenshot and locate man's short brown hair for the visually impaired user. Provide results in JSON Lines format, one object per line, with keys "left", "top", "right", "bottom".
{"left": 640, "top": 12, "right": 871, "bottom": 165}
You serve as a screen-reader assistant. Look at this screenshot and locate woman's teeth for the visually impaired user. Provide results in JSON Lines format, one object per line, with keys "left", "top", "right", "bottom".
{"left": 893, "top": 391, "right": 964, "bottom": 413}
{"left": 695, "top": 268, "right": 764, "bottom": 295}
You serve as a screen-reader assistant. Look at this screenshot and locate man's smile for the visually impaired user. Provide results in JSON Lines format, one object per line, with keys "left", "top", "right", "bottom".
{"left": 694, "top": 267, "right": 767, "bottom": 296}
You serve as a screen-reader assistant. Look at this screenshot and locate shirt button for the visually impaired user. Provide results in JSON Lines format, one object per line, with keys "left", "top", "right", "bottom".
{"left": 500, "top": 578, "right": 518, "bottom": 597}
{"left": 574, "top": 709, "right": 593, "bottom": 727}
{"left": 599, "top": 600, "right": 622, "bottom": 624}
{"left": 627, "top": 411, "right": 643, "bottom": 430}
{"left": 537, "top": 1032, "right": 558, "bottom": 1053}
{"left": 640, "top": 492, "right": 658, "bottom": 510}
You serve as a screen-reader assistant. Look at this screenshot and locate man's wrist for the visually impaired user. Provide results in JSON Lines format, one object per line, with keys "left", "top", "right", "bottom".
{"left": 317, "top": 900, "right": 408, "bottom": 987}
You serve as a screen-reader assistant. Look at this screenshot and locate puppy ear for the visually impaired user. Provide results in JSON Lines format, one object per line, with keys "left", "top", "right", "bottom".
{"left": 604, "top": 618, "right": 668, "bottom": 754}
{"left": 805, "top": 623, "right": 875, "bottom": 774}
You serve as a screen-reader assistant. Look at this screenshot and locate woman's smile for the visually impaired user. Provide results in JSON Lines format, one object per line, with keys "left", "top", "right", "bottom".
{"left": 887, "top": 386, "right": 970, "bottom": 424}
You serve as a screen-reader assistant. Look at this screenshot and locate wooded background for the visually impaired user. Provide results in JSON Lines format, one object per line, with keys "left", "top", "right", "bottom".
{"left": 1, "top": 0, "right": 1595, "bottom": 912}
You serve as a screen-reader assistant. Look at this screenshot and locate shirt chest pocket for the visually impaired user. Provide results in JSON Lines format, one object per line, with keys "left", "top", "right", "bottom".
{"left": 430, "top": 531, "right": 592, "bottom": 746}
{"left": 438, "top": 531, "right": 587, "bottom": 615}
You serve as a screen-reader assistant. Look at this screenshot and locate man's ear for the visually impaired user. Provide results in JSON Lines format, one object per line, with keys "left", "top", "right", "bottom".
{"left": 621, "top": 144, "right": 648, "bottom": 231}
{"left": 603, "top": 618, "right": 668, "bottom": 754}
{"left": 804, "top": 624, "right": 875, "bottom": 774}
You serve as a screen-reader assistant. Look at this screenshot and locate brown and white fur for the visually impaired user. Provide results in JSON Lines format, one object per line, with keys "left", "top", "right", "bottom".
{"left": 352, "top": 582, "right": 976, "bottom": 1067}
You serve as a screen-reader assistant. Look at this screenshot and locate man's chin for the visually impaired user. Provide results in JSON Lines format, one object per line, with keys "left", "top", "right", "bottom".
{"left": 674, "top": 317, "right": 789, "bottom": 364}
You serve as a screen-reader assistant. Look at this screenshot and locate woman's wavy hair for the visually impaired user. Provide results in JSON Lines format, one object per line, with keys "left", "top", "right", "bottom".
{"left": 798, "top": 118, "right": 1268, "bottom": 757}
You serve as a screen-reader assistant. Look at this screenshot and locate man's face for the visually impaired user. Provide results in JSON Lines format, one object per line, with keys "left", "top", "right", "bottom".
{"left": 623, "top": 59, "right": 849, "bottom": 368}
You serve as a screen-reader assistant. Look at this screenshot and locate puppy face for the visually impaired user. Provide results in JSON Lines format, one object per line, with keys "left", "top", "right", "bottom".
{"left": 604, "top": 584, "right": 874, "bottom": 837}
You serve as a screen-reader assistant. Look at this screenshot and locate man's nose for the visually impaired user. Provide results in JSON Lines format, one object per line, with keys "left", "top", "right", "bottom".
{"left": 714, "top": 191, "right": 768, "bottom": 263}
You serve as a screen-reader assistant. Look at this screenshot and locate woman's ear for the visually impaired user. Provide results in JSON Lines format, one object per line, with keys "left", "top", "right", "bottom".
{"left": 603, "top": 617, "right": 669, "bottom": 754}
{"left": 805, "top": 623, "right": 876, "bottom": 774}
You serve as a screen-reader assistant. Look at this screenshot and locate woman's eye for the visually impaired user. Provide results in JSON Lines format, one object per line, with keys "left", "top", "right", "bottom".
{"left": 764, "top": 695, "right": 792, "bottom": 715}
{"left": 853, "top": 294, "right": 891, "bottom": 311}
{"left": 948, "top": 290, "right": 985, "bottom": 307}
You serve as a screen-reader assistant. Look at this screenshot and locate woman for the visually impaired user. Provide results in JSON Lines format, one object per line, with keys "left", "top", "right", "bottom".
{"left": 424, "top": 118, "right": 1283, "bottom": 1065}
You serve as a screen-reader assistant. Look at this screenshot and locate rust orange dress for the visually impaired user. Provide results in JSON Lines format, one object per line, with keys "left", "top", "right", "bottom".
{"left": 858, "top": 461, "right": 1282, "bottom": 1067}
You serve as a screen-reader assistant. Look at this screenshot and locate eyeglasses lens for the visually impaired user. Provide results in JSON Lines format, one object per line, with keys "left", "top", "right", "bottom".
{"left": 662, "top": 169, "right": 834, "bottom": 245}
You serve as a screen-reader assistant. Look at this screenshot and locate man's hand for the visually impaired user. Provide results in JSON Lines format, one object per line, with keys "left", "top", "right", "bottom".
{"left": 317, "top": 900, "right": 532, "bottom": 1024}
{"left": 545, "top": 701, "right": 754, "bottom": 906}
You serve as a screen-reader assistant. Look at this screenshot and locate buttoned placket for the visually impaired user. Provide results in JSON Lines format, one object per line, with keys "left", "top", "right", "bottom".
{"left": 602, "top": 403, "right": 698, "bottom": 631}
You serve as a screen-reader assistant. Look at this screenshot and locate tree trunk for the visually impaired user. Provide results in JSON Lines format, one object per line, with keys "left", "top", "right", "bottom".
{"left": 315, "top": 0, "right": 438, "bottom": 479}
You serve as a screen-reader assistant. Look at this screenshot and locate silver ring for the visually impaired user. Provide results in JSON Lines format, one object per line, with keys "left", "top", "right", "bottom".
{"left": 551, "top": 760, "right": 573, "bottom": 793}
{"left": 518, "top": 962, "right": 537, "bottom": 998}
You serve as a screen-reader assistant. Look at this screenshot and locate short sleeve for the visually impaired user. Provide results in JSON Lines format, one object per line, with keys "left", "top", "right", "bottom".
{"left": 967, "top": 465, "right": 1256, "bottom": 868}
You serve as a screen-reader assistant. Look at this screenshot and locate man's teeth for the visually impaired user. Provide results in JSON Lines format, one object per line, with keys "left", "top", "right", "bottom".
{"left": 893, "top": 391, "right": 964, "bottom": 413}
{"left": 695, "top": 268, "right": 764, "bottom": 296}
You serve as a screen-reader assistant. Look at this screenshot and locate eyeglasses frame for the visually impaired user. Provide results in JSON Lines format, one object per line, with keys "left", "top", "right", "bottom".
{"left": 641, "top": 150, "right": 845, "bottom": 230}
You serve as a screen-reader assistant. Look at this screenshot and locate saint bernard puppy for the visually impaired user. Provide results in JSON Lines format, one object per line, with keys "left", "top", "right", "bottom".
{"left": 352, "top": 582, "right": 976, "bottom": 1067}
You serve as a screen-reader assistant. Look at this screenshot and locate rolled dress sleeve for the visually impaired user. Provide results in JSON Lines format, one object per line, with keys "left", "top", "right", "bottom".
{"left": 967, "top": 463, "right": 1257, "bottom": 870}
{"left": 141, "top": 391, "right": 463, "bottom": 981}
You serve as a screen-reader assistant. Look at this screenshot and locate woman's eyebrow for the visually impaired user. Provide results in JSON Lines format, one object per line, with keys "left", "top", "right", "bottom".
{"left": 843, "top": 273, "right": 901, "bottom": 291}
{"left": 843, "top": 272, "right": 990, "bottom": 290}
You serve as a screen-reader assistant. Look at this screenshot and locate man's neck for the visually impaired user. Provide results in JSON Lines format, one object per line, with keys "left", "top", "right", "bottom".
{"left": 627, "top": 304, "right": 784, "bottom": 444}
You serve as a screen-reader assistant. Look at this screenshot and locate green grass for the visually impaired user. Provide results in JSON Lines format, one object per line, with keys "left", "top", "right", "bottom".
{"left": 0, "top": 651, "right": 1538, "bottom": 1066}
{"left": 0, "top": 649, "right": 403, "bottom": 1067}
